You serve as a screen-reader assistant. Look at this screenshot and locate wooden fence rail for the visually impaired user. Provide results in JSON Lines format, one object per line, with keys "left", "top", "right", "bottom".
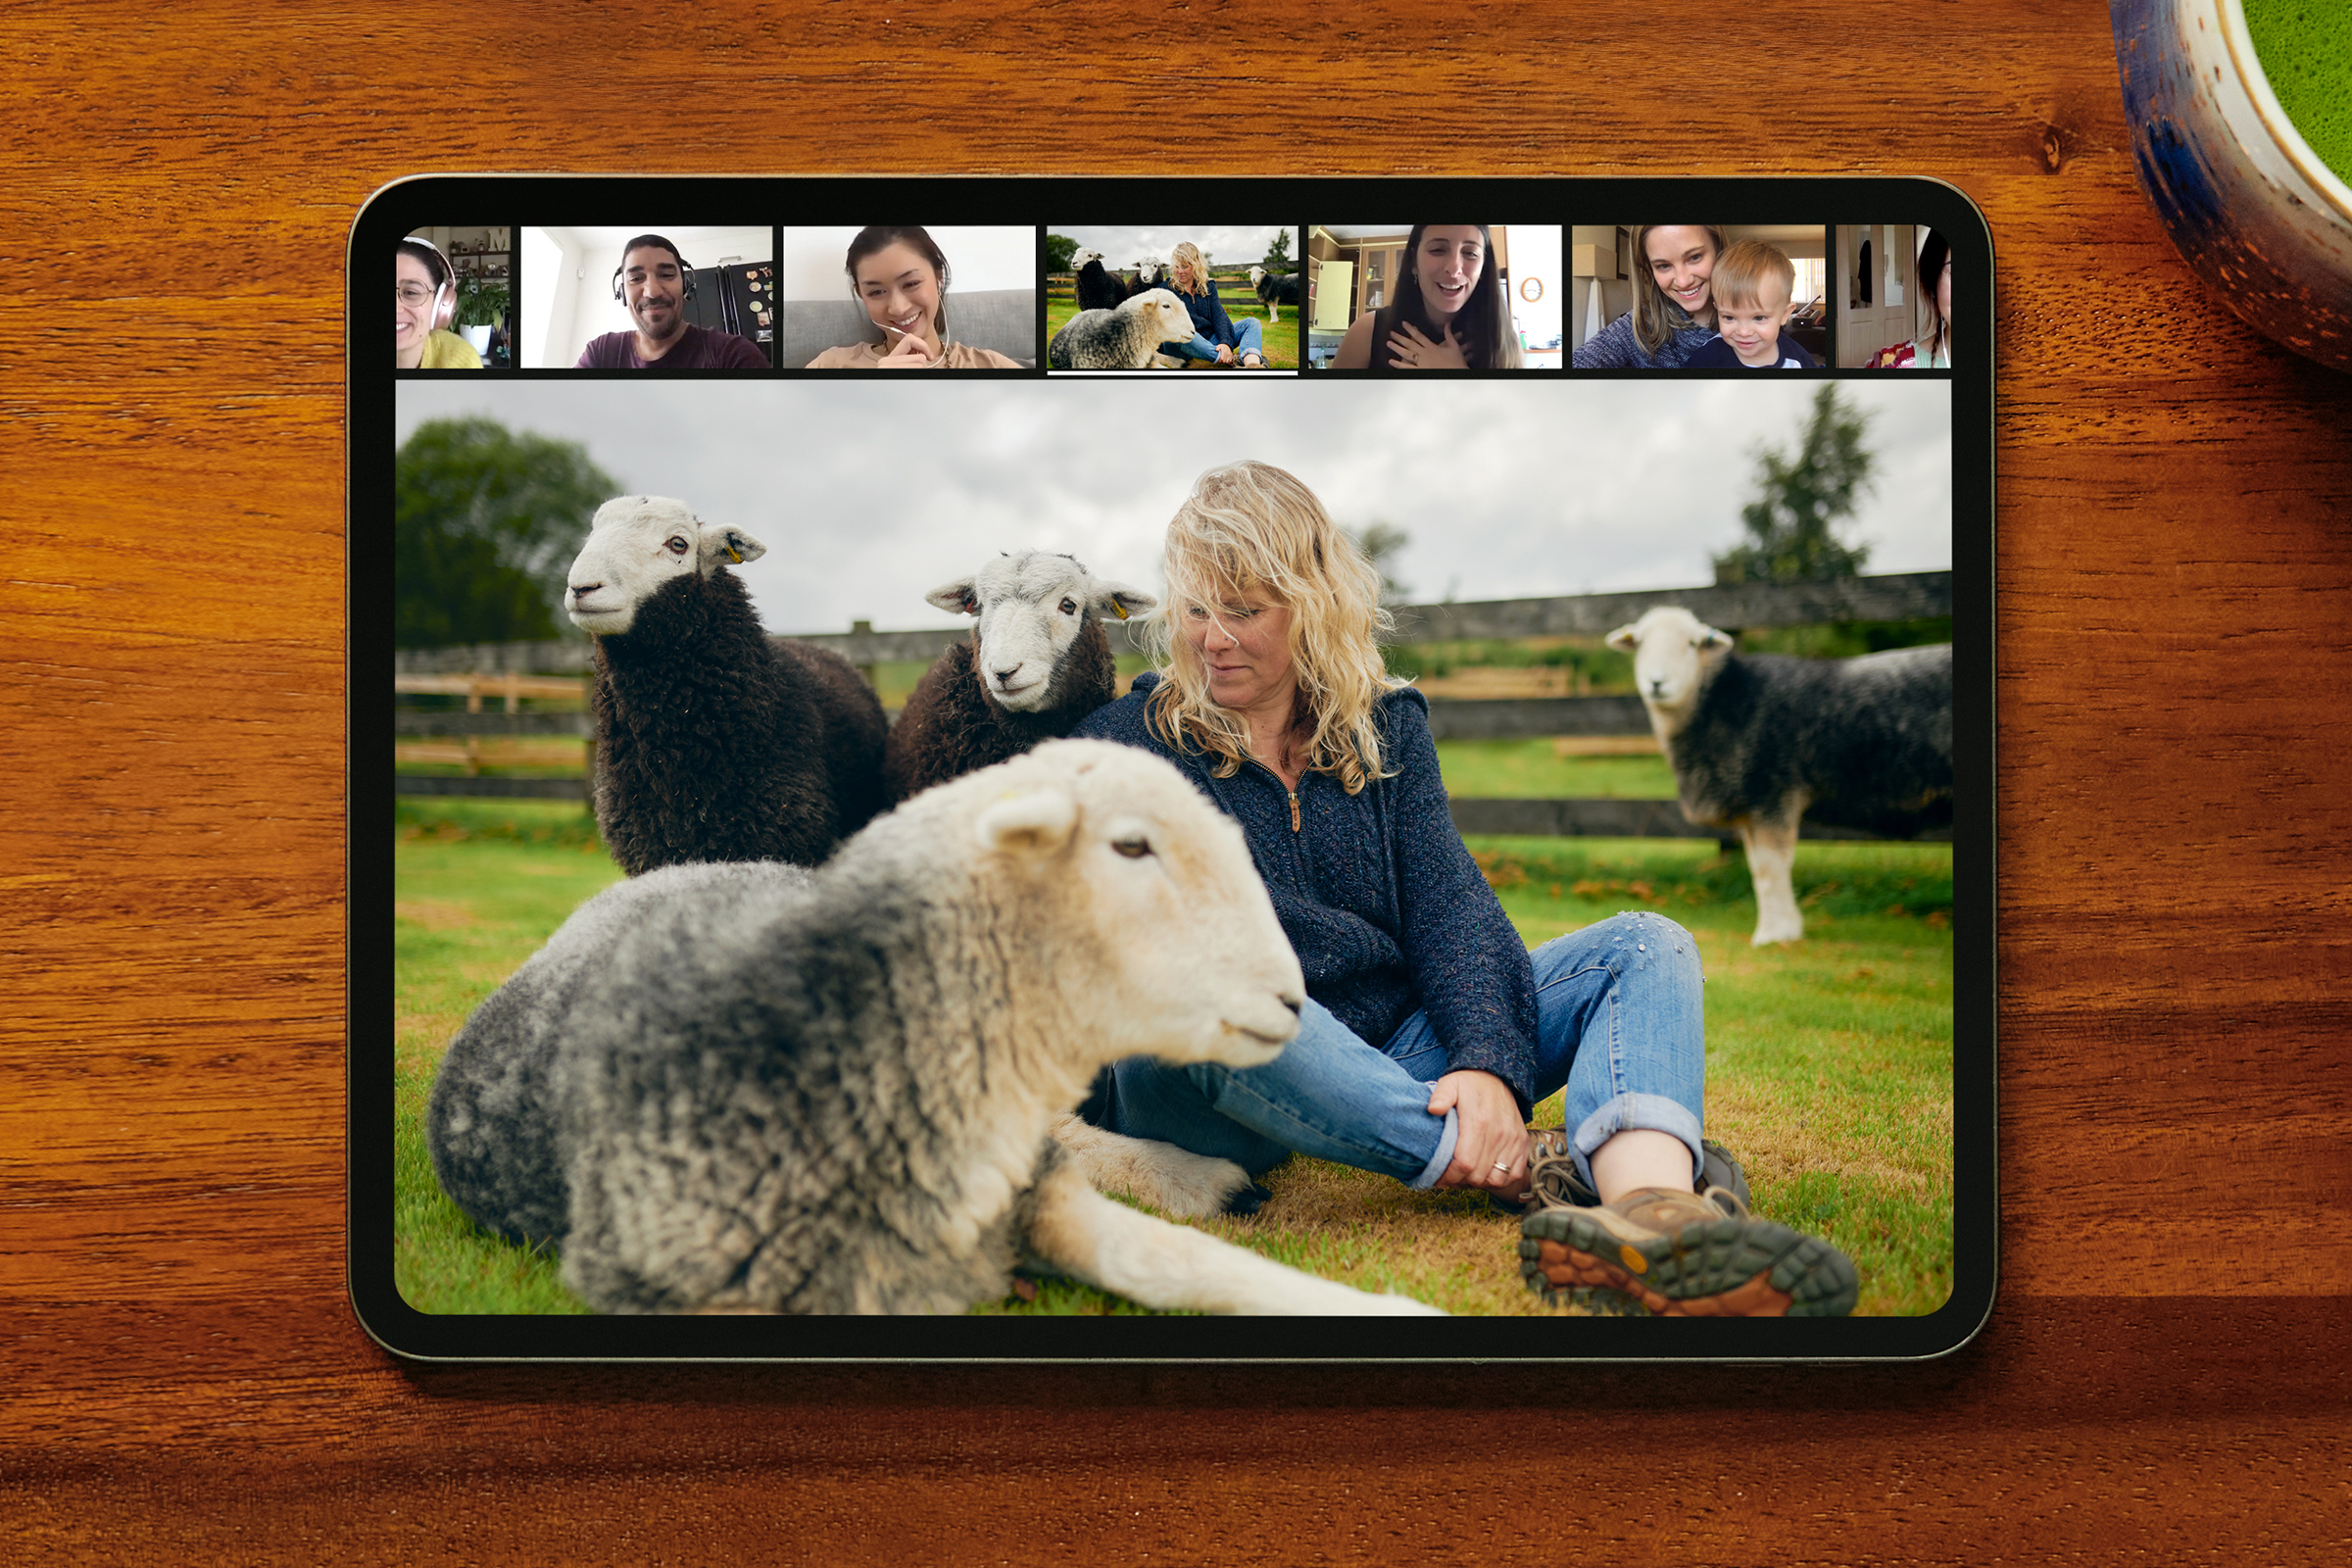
{"left": 394, "top": 693, "right": 1649, "bottom": 742}
{"left": 391, "top": 574, "right": 1954, "bottom": 837}
{"left": 390, "top": 571, "right": 1953, "bottom": 677}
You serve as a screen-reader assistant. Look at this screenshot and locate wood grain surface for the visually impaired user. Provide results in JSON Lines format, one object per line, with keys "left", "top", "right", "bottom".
{"left": 6, "top": 1, "right": 2350, "bottom": 1560}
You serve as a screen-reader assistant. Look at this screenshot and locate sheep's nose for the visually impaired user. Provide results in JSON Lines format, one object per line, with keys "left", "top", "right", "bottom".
{"left": 1281, "top": 996, "right": 1301, "bottom": 1017}
{"left": 994, "top": 665, "right": 1022, "bottom": 683}
{"left": 570, "top": 581, "right": 602, "bottom": 598}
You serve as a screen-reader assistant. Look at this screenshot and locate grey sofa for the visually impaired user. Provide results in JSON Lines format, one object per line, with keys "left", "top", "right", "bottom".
{"left": 778, "top": 289, "right": 1041, "bottom": 368}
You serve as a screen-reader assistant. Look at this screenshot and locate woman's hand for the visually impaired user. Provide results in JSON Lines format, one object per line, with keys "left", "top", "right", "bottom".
{"left": 877, "top": 328, "right": 937, "bottom": 368}
{"left": 1385, "top": 320, "right": 1468, "bottom": 370}
{"left": 1426, "top": 1069, "right": 1527, "bottom": 1196}
{"left": 1214, "top": 343, "right": 1236, "bottom": 366}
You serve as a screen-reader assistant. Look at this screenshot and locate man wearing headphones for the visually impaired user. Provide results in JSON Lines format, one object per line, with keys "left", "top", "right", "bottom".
{"left": 576, "top": 235, "right": 771, "bottom": 369}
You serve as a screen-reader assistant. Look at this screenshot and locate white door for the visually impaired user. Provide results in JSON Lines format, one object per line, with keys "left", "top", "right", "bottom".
{"left": 1836, "top": 223, "right": 1915, "bottom": 366}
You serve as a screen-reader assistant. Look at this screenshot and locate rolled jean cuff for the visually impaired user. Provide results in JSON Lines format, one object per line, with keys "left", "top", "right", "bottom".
{"left": 1407, "top": 1106, "right": 1460, "bottom": 1191}
{"left": 1571, "top": 1092, "right": 1705, "bottom": 1192}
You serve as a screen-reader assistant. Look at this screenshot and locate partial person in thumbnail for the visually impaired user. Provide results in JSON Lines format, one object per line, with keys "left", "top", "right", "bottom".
{"left": 1682, "top": 242, "right": 1821, "bottom": 368}
{"left": 1572, "top": 224, "right": 1725, "bottom": 369}
{"left": 1153, "top": 242, "right": 1269, "bottom": 368}
{"left": 395, "top": 238, "right": 481, "bottom": 369}
{"left": 577, "top": 235, "right": 770, "bottom": 369}
{"left": 804, "top": 225, "right": 1026, "bottom": 369}
{"left": 1864, "top": 229, "right": 1952, "bottom": 369}
{"left": 1335, "top": 224, "right": 1523, "bottom": 371}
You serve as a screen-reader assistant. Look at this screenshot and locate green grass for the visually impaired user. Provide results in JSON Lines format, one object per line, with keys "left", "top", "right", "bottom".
{"left": 390, "top": 788, "right": 1953, "bottom": 1318}
{"left": 1436, "top": 738, "right": 1679, "bottom": 800}
{"left": 1046, "top": 287, "right": 1302, "bottom": 369}
{"left": 393, "top": 804, "right": 622, "bottom": 1313}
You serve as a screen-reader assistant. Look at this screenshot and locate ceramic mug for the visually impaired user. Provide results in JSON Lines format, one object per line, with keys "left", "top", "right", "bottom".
{"left": 2112, "top": 0, "right": 2352, "bottom": 372}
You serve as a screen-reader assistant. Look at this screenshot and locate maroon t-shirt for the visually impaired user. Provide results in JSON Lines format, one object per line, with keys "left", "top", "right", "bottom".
{"left": 574, "top": 323, "right": 771, "bottom": 369}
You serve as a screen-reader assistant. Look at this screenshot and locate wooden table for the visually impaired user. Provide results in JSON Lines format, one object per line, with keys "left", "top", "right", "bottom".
{"left": 7, "top": 3, "right": 2348, "bottom": 1559}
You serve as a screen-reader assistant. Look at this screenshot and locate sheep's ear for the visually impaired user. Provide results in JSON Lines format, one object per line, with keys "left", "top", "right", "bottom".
{"left": 1696, "top": 624, "right": 1732, "bottom": 650}
{"left": 975, "top": 788, "right": 1077, "bottom": 858}
{"left": 1092, "top": 581, "right": 1157, "bottom": 621}
{"left": 926, "top": 577, "right": 982, "bottom": 616}
{"left": 1605, "top": 623, "right": 1641, "bottom": 653}
{"left": 701, "top": 522, "right": 765, "bottom": 570}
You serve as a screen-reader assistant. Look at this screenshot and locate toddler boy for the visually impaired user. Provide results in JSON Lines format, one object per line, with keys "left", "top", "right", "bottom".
{"left": 1686, "top": 241, "right": 1820, "bottom": 368}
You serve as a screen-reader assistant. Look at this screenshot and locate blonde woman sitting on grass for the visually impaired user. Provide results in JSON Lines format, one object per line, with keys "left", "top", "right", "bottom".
{"left": 1070, "top": 460, "right": 1857, "bottom": 1316}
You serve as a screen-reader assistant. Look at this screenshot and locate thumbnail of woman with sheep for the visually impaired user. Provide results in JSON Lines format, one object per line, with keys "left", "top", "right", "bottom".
{"left": 1153, "top": 241, "right": 1271, "bottom": 368}
{"left": 1073, "top": 460, "right": 1858, "bottom": 1316}
{"left": 1332, "top": 224, "right": 1525, "bottom": 371}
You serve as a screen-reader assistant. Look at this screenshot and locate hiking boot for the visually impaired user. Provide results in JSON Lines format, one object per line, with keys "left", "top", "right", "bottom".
{"left": 1519, "top": 1131, "right": 1752, "bottom": 1213}
{"left": 1519, "top": 1185, "right": 1858, "bottom": 1317}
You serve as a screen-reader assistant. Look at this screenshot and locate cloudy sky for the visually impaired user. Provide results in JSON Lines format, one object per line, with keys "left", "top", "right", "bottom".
{"left": 1056, "top": 225, "right": 1294, "bottom": 270}
{"left": 392, "top": 378, "right": 1953, "bottom": 638}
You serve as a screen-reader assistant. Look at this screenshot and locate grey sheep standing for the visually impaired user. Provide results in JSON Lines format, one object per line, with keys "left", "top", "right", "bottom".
{"left": 884, "top": 549, "right": 1156, "bottom": 806}
{"left": 425, "top": 740, "right": 1442, "bottom": 1316}
{"left": 1609, "top": 607, "right": 1953, "bottom": 945}
{"left": 565, "top": 496, "right": 888, "bottom": 875}
{"left": 1048, "top": 289, "right": 1194, "bottom": 369}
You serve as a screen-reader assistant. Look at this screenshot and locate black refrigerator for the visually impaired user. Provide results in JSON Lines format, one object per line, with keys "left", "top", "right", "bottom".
{"left": 684, "top": 262, "right": 776, "bottom": 364}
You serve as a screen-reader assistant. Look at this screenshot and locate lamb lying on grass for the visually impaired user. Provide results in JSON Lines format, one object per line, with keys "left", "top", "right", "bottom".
{"left": 1048, "top": 288, "right": 1193, "bottom": 370}
{"left": 426, "top": 740, "right": 1442, "bottom": 1316}
{"left": 566, "top": 496, "right": 887, "bottom": 875}
{"left": 1609, "top": 607, "right": 1954, "bottom": 945}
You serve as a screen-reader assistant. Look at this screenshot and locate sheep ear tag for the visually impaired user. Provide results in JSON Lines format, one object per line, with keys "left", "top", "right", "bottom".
{"left": 1112, "top": 602, "right": 1128, "bottom": 620}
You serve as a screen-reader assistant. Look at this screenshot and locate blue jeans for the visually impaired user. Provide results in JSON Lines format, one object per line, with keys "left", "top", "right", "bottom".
{"left": 1104, "top": 910, "right": 1707, "bottom": 1193}
{"left": 1160, "top": 317, "right": 1264, "bottom": 364}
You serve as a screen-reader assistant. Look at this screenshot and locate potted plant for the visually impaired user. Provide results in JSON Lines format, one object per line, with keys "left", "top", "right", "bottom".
{"left": 453, "top": 277, "right": 510, "bottom": 353}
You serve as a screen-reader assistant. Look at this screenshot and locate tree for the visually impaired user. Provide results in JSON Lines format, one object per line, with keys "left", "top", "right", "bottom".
{"left": 395, "top": 417, "right": 619, "bottom": 648}
{"left": 1261, "top": 229, "right": 1294, "bottom": 270}
{"left": 1346, "top": 520, "right": 1412, "bottom": 603}
{"left": 1711, "top": 385, "right": 1876, "bottom": 586}
{"left": 1045, "top": 233, "right": 1079, "bottom": 274}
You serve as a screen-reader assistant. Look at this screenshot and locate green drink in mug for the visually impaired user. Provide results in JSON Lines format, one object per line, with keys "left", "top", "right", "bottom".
{"left": 2112, "top": 0, "right": 2352, "bottom": 372}
{"left": 2242, "top": 0, "right": 2352, "bottom": 185}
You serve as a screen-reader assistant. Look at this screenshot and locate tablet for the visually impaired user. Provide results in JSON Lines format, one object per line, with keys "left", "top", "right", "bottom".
{"left": 353, "top": 177, "right": 1992, "bottom": 1359}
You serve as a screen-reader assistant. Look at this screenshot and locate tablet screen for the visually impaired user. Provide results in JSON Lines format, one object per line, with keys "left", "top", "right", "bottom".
{"left": 354, "top": 178, "right": 1992, "bottom": 1359}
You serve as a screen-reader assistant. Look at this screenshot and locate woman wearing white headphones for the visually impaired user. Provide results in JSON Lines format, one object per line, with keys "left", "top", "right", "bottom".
{"left": 396, "top": 237, "right": 483, "bottom": 369}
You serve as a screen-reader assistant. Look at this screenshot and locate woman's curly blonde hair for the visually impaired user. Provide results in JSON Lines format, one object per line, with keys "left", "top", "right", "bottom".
{"left": 1145, "top": 461, "right": 1401, "bottom": 794}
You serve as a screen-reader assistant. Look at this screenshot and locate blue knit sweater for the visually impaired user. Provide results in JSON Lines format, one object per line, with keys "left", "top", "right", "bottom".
{"left": 1167, "top": 278, "right": 1242, "bottom": 350}
{"left": 1570, "top": 310, "right": 1717, "bottom": 369}
{"left": 1073, "top": 672, "right": 1540, "bottom": 1110}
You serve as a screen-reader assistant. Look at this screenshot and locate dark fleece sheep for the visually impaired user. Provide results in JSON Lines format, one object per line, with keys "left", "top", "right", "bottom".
{"left": 1072, "top": 248, "right": 1127, "bottom": 314}
{"left": 1611, "top": 606, "right": 1952, "bottom": 944}
{"left": 565, "top": 496, "right": 886, "bottom": 876}
{"left": 592, "top": 574, "right": 887, "bottom": 873}
{"left": 883, "top": 550, "right": 1156, "bottom": 806}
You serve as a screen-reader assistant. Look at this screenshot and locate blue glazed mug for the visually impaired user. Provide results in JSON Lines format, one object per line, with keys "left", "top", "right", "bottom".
{"left": 2113, "top": 0, "right": 2352, "bottom": 372}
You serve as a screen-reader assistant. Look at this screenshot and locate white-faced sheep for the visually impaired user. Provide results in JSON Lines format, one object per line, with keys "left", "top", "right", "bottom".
{"left": 565, "top": 496, "right": 888, "bottom": 876}
{"left": 1248, "top": 265, "right": 1300, "bottom": 323}
{"left": 1609, "top": 607, "right": 1954, "bottom": 945}
{"left": 1071, "top": 247, "right": 1127, "bottom": 314}
{"left": 1048, "top": 288, "right": 1194, "bottom": 370}
{"left": 1126, "top": 256, "right": 1165, "bottom": 297}
{"left": 426, "top": 741, "right": 1443, "bottom": 1315}
{"left": 884, "top": 549, "right": 1156, "bottom": 806}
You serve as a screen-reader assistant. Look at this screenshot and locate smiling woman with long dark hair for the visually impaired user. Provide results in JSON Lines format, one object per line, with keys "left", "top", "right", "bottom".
{"left": 1334, "top": 224, "right": 1523, "bottom": 370}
